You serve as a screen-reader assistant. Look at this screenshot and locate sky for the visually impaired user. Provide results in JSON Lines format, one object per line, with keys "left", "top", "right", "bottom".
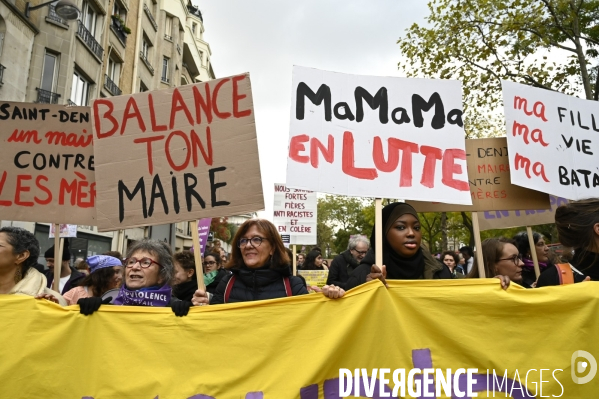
{"left": 196, "top": 0, "right": 430, "bottom": 220}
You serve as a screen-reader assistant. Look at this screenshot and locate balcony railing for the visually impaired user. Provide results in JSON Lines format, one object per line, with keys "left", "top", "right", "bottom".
{"left": 164, "top": 34, "right": 173, "bottom": 41}
{"left": 47, "top": 4, "right": 68, "bottom": 25}
{"left": 67, "top": 99, "right": 77, "bottom": 106}
{"left": 139, "top": 51, "right": 154, "bottom": 75}
{"left": 176, "top": 43, "right": 181, "bottom": 55}
{"left": 143, "top": 3, "right": 158, "bottom": 31}
{"left": 77, "top": 20, "right": 104, "bottom": 59}
{"left": 0, "top": 64, "right": 4, "bottom": 86}
{"left": 36, "top": 88, "right": 61, "bottom": 104}
{"left": 104, "top": 74, "right": 122, "bottom": 96}
{"left": 111, "top": 18, "right": 127, "bottom": 45}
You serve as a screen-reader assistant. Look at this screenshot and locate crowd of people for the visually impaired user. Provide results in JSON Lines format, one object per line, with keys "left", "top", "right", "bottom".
{"left": 1, "top": 199, "right": 598, "bottom": 313}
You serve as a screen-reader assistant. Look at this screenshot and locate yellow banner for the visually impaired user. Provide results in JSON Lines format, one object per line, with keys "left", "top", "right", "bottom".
{"left": 1, "top": 280, "right": 599, "bottom": 398}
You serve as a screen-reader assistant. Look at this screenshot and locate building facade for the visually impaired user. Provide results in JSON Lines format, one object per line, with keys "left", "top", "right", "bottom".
{"left": 0, "top": 0, "right": 229, "bottom": 262}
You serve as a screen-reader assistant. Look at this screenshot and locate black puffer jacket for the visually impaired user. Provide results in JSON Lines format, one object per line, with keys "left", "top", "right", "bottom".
{"left": 210, "top": 264, "right": 308, "bottom": 304}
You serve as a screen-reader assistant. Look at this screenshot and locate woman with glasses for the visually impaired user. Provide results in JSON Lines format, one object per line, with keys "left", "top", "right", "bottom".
{"left": 467, "top": 238, "right": 526, "bottom": 287}
{"left": 77, "top": 239, "right": 191, "bottom": 316}
{"left": 202, "top": 251, "right": 230, "bottom": 295}
{"left": 192, "top": 219, "right": 344, "bottom": 305}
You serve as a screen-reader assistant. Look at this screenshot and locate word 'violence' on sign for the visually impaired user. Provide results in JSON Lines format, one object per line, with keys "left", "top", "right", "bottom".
{"left": 286, "top": 66, "right": 472, "bottom": 205}
{"left": 273, "top": 183, "right": 317, "bottom": 245}
{"left": 409, "top": 137, "right": 550, "bottom": 212}
{"left": 91, "top": 74, "right": 264, "bottom": 231}
{"left": 0, "top": 102, "right": 96, "bottom": 225}
{"left": 478, "top": 195, "right": 569, "bottom": 231}
{"left": 502, "top": 80, "right": 599, "bottom": 200}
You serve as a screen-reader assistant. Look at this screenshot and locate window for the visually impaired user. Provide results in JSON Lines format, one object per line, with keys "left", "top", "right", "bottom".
{"left": 142, "top": 38, "right": 150, "bottom": 58}
{"left": 112, "top": 1, "right": 126, "bottom": 19}
{"left": 192, "top": 22, "right": 196, "bottom": 35}
{"left": 107, "top": 58, "right": 120, "bottom": 83}
{"left": 81, "top": 0, "right": 98, "bottom": 36}
{"left": 198, "top": 50, "right": 203, "bottom": 66}
{"left": 162, "top": 57, "right": 169, "bottom": 82}
{"left": 164, "top": 16, "right": 172, "bottom": 39}
{"left": 71, "top": 70, "right": 90, "bottom": 106}
{"left": 140, "top": 81, "right": 148, "bottom": 92}
{"left": 41, "top": 51, "right": 58, "bottom": 92}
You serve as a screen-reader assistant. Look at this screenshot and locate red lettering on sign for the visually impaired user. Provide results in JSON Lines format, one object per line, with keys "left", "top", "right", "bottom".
{"left": 133, "top": 135, "right": 165, "bottom": 174}
{"left": 310, "top": 135, "right": 334, "bottom": 168}
{"left": 148, "top": 93, "right": 167, "bottom": 132}
{"left": 289, "top": 135, "right": 310, "bottom": 164}
{"left": 15, "top": 175, "right": 34, "bottom": 206}
{"left": 121, "top": 97, "right": 146, "bottom": 135}
{"left": 212, "top": 78, "right": 231, "bottom": 119}
{"left": 232, "top": 75, "right": 252, "bottom": 118}
{"left": 342, "top": 131, "right": 377, "bottom": 180}
{"left": 170, "top": 88, "right": 194, "bottom": 129}
{"left": 93, "top": 99, "right": 119, "bottom": 139}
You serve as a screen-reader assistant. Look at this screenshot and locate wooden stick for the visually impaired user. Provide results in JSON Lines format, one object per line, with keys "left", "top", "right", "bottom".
{"left": 52, "top": 224, "right": 61, "bottom": 292}
{"left": 375, "top": 198, "right": 383, "bottom": 268}
{"left": 472, "top": 212, "right": 486, "bottom": 278}
{"left": 292, "top": 244, "right": 297, "bottom": 276}
{"left": 190, "top": 220, "right": 206, "bottom": 291}
{"left": 526, "top": 226, "right": 541, "bottom": 278}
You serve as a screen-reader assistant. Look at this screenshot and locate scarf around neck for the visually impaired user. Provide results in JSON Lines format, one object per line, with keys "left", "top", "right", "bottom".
{"left": 522, "top": 258, "right": 548, "bottom": 272}
{"left": 113, "top": 284, "right": 171, "bottom": 307}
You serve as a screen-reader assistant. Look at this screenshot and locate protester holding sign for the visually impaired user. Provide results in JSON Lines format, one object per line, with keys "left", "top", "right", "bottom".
{"left": 467, "top": 238, "right": 526, "bottom": 287}
{"left": 512, "top": 231, "right": 554, "bottom": 288}
{"left": 0, "top": 227, "right": 66, "bottom": 305}
{"left": 63, "top": 255, "right": 123, "bottom": 305}
{"left": 78, "top": 239, "right": 191, "bottom": 316}
{"left": 343, "top": 203, "right": 452, "bottom": 291}
{"left": 537, "top": 200, "right": 599, "bottom": 287}
{"left": 191, "top": 219, "right": 344, "bottom": 305}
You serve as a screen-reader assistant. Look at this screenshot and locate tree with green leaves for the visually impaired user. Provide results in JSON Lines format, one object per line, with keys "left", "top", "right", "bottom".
{"left": 398, "top": 0, "right": 599, "bottom": 138}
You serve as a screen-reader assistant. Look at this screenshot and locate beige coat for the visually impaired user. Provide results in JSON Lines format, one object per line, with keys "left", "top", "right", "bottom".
{"left": 9, "top": 268, "right": 67, "bottom": 306}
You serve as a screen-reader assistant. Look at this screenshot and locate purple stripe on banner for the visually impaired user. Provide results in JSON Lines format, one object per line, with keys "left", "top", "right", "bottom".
{"left": 245, "top": 392, "right": 264, "bottom": 399}
{"left": 300, "top": 384, "right": 318, "bottom": 399}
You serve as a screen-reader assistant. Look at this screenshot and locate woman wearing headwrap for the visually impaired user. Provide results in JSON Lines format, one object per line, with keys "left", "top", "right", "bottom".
{"left": 341, "top": 203, "right": 510, "bottom": 291}
{"left": 62, "top": 255, "right": 123, "bottom": 305}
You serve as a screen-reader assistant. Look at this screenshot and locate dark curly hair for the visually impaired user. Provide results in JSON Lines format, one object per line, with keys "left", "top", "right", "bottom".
{"left": 0, "top": 227, "right": 40, "bottom": 277}
{"left": 78, "top": 267, "right": 120, "bottom": 297}
{"left": 173, "top": 250, "right": 198, "bottom": 277}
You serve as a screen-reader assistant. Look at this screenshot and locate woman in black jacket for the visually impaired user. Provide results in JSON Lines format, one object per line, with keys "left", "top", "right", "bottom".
{"left": 344, "top": 203, "right": 452, "bottom": 291}
{"left": 192, "top": 219, "right": 344, "bottom": 305}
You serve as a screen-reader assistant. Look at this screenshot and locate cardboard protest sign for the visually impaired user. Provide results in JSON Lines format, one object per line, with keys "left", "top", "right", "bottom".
{"left": 409, "top": 137, "right": 550, "bottom": 212}
{"left": 502, "top": 80, "right": 599, "bottom": 200}
{"left": 298, "top": 270, "right": 328, "bottom": 287}
{"left": 0, "top": 102, "right": 96, "bottom": 225}
{"left": 49, "top": 224, "right": 77, "bottom": 238}
{"left": 478, "top": 195, "right": 568, "bottom": 231}
{"left": 91, "top": 74, "right": 264, "bottom": 231}
{"left": 273, "top": 183, "right": 317, "bottom": 245}
{"left": 286, "top": 66, "right": 472, "bottom": 205}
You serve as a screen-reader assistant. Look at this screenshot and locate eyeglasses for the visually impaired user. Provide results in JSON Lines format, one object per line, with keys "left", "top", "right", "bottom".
{"left": 498, "top": 254, "right": 523, "bottom": 266}
{"left": 238, "top": 236, "right": 266, "bottom": 248}
{"left": 203, "top": 261, "right": 217, "bottom": 266}
{"left": 124, "top": 257, "right": 162, "bottom": 269}
{"left": 351, "top": 248, "right": 368, "bottom": 256}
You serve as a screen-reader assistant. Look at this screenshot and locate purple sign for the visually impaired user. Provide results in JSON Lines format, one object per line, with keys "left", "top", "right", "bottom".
{"left": 197, "top": 218, "right": 212, "bottom": 256}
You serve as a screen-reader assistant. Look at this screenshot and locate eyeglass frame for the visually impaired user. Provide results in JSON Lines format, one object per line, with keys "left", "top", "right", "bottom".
{"left": 237, "top": 236, "right": 267, "bottom": 248}
{"left": 351, "top": 248, "right": 368, "bottom": 256}
{"left": 498, "top": 254, "right": 523, "bottom": 266}
{"left": 203, "top": 260, "right": 218, "bottom": 266}
{"left": 124, "top": 257, "right": 163, "bottom": 269}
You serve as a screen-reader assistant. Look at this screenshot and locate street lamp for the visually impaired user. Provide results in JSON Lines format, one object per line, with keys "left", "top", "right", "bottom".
{"left": 25, "top": 0, "right": 81, "bottom": 20}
